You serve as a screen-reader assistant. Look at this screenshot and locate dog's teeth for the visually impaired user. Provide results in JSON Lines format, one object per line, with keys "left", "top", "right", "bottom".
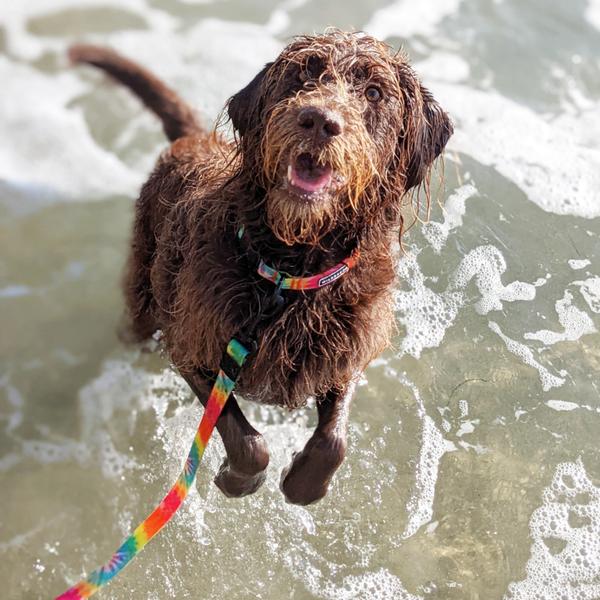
{"left": 287, "top": 164, "right": 293, "bottom": 182}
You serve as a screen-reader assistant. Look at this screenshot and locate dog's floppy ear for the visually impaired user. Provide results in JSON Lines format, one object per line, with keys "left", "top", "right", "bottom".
{"left": 403, "top": 85, "right": 453, "bottom": 190}
{"left": 227, "top": 62, "right": 273, "bottom": 136}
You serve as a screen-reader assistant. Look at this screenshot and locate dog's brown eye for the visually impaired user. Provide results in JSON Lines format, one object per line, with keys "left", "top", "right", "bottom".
{"left": 365, "top": 86, "right": 381, "bottom": 102}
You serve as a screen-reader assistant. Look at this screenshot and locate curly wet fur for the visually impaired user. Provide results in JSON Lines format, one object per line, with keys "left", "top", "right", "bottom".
{"left": 72, "top": 30, "right": 452, "bottom": 409}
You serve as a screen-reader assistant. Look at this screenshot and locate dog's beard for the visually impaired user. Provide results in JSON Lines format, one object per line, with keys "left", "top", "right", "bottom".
{"left": 266, "top": 188, "right": 337, "bottom": 246}
{"left": 260, "top": 100, "right": 379, "bottom": 246}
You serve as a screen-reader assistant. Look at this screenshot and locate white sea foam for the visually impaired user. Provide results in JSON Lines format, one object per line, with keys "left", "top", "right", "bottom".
{"left": 568, "top": 259, "right": 591, "bottom": 271}
{"left": 0, "top": 18, "right": 282, "bottom": 211}
{"left": 504, "top": 459, "right": 600, "bottom": 600}
{"left": 22, "top": 438, "right": 89, "bottom": 465}
{"left": 0, "top": 375, "right": 25, "bottom": 434}
{"left": 265, "top": 0, "right": 311, "bottom": 35}
{"left": 545, "top": 400, "right": 579, "bottom": 412}
{"left": 365, "top": 0, "right": 462, "bottom": 40}
{"left": 1, "top": 0, "right": 176, "bottom": 59}
{"left": 283, "top": 528, "right": 423, "bottom": 600}
{"left": 488, "top": 321, "right": 565, "bottom": 391}
{"left": 524, "top": 290, "right": 597, "bottom": 346}
{"left": 0, "top": 57, "right": 141, "bottom": 206}
{"left": 450, "top": 245, "right": 537, "bottom": 315}
{"left": 396, "top": 243, "right": 537, "bottom": 358}
{"left": 401, "top": 377, "right": 455, "bottom": 539}
{"left": 0, "top": 285, "right": 34, "bottom": 298}
{"left": 574, "top": 277, "right": 600, "bottom": 314}
{"left": 430, "top": 83, "right": 600, "bottom": 219}
{"left": 101, "top": 19, "right": 282, "bottom": 121}
{"left": 321, "top": 569, "right": 423, "bottom": 600}
{"left": 546, "top": 400, "right": 600, "bottom": 415}
{"left": 421, "top": 183, "right": 477, "bottom": 253}
{"left": 15, "top": 358, "right": 191, "bottom": 478}
{"left": 415, "top": 52, "right": 471, "bottom": 84}
{"left": 395, "top": 250, "right": 464, "bottom": 358}
{"left": 403, "top": 414, "right": 455, "bottom": 538}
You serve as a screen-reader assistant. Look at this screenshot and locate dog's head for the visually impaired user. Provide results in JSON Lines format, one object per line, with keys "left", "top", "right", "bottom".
{"left": 228, "top": 30, "right": 453, "bottom": 246}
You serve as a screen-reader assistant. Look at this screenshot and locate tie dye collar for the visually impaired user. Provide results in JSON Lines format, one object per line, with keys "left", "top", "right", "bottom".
{"left": 237, "top": 226, "right": 360, "bottom": 291}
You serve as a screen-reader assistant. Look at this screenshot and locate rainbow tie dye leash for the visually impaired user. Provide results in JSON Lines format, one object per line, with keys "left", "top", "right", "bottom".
{"left": 56, "top": 338, "right": 250, "bottom": 599}
{"left": 55, "top": 237, "right": 359, "bottom": 599}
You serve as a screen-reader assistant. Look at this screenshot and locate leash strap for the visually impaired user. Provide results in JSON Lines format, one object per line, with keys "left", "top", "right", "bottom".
{"left": 56, "top": 338, "right": 251, "bottom": 599}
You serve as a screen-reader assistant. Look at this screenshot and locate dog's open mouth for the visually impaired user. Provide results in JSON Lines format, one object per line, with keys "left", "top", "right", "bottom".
{"left": 287, "top": 153, "right": 333, "bottom": 196}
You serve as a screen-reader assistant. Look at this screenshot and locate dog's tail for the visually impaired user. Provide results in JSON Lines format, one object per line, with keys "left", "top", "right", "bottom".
{"left": 69, "top": 44, "right": 203, "bottom": 142}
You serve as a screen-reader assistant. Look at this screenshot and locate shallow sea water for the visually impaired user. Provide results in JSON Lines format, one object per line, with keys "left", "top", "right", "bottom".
{"left": 1, "top": 1, "right": 600, "bottom": 599}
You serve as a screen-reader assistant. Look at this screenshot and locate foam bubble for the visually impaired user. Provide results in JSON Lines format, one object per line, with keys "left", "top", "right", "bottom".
{"left": 568, "top": 259, "right": 591, "bottom": 270}
{"left": 96, "top": 430, "right": 137, "bottom": 479}
{"left": 0, "top": 285, "right": 33, "bottom": 298}
{"left": 0, "top": 375, "right": 24, "bottom": 434}
{"left": 524, "top": 290, "right": 596, "bottom": 345}
{"left": 22, "top": 439, "right": 89, "bottom": 464}
{"left": 504, "top": 459, "right": 600, "bottom": 600}
{"left": 546, "top": 400, "right": 579, "bottom": 412}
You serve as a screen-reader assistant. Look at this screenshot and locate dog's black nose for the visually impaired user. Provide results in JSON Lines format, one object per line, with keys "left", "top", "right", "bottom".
{"left": 297, "top": 106, "right": 343, "bottom": 139}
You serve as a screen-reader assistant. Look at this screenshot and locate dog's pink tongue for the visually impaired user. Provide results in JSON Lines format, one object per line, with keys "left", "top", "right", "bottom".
{"left": 289, "top": 155, "right": 332, "bottom": 193}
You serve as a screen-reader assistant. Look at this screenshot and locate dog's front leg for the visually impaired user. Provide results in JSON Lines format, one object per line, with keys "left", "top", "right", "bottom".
{"left": 280, "top": 377, "right": 357, "bottom": 505}
{"left": 182, "top": 370, "right": 270, "bottom": 498}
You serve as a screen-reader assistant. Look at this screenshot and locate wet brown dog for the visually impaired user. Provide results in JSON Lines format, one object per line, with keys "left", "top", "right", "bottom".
{"left": 70, "top": 30, "right": 452, "bottom": 505}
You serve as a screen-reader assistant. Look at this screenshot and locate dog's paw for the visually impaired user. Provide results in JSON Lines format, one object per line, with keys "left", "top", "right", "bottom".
{"left": 280, "top": 435, "right": 346, "bottom": 506}
{"left": 214, "top": 458, "right": 267, "bottom": 498}
{"left": 280, "top": 459, "right": 327, "bottom": 506}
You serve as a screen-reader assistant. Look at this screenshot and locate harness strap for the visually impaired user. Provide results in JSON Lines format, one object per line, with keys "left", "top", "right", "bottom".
{"left": 56, "top": 338, "right": 251, "bottom": 599}
{"left": 237, "top": 225, "right": 360, "bottom": 290}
